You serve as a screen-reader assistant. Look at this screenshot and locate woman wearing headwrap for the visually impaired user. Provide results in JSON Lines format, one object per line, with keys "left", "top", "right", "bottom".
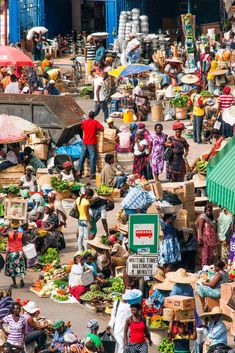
{"left": 85, "top": 320, "right": 104, "bottom": 353}
{"left": 150, "top": 123, "right": 168, "bottom": 181}
{"left": 41, "top": 320, "right": 73, "bottom": 353}
{"left": 48, "top": 191, "right": 67, "bottom": 227}
{"left": 63, "top": 333, "right": 83, "bottom": 353}
{"left": 60, "top": 161, "right": 75, "bottom": 182}
{"left": 217, "top": 86, "right": 235, "bottom": 138}
{"left": 29, "top": 193, "right": 45, "bottom": 222}
{"left": 165, "top": 122, "right": 189, "bottom": 182}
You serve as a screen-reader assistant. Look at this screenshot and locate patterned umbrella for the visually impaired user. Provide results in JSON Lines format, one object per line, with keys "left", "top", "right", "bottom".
{"left": 0, "top": 115, "right": 40, "bottom": 143}
{"left": 108, "top": 64, "right": 152, "bottom": 78}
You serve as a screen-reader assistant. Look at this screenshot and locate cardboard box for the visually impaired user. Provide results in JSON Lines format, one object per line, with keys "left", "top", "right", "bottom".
{"left": 175, "top": 309, "right": 194, "bottom": 322}
{"left": 174, "top": 209, "right": 188, "bottom": 229}
{"left": 164, "top": 296, "right": 195, "bottom": 310}
{"left": 183, "top": 201, "right": 196, "bottom": 221}
{"left": 221, "top": 282, "right": 235, "bottom": 303}
{"left": 219, "top": 299, "right": 234, "bottom": 318}
{"left": 205, "top": 297, "right": 219, "bottom": 311}
{"left": 149, "top": 182, "right": 163, "bottom": 199}
{"left": 97, "top": 141, "right": 115, "bottom": 153}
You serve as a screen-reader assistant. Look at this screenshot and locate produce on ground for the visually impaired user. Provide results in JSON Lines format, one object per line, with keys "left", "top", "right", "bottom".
{"left": 196, "top": 160, "right": 208, "bottom": 175}
{"left": 201, "top": 90, "right": 212, "bottom": 97}
{"left": 51, "top": 177, "right": 84, "bottom": 192}
{"left": 149, "top": 315, "right": 168, "bottom": 329}
{"left": 95, "top": 184, "right": 113, "bottom": 195}
{"left": 107, "top": 277, "right": 125, "bottom": 292}
{"left": 52, "top": 294, "right": 69, "bottom": 301}
{"left": 158, "top": 338, "right": 174, "bottom": 353}
{"left": 0, "top": 239, "right": 7, "bottom": 252}
{"left": 39, "top": 248, "right": 60, "bottom": 264}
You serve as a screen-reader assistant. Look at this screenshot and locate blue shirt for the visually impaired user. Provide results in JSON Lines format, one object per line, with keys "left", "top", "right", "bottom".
{"left": 204, "top": 320, "right": 227, "bottom": 346}
{"left": 51, "top": 327, "right": 73, "bottom": 351}
{"left": 170, "top": 283, "right": 194, "bottom": 297}
{"left": 150, "top": 289, "right": 170, "bottom": 309}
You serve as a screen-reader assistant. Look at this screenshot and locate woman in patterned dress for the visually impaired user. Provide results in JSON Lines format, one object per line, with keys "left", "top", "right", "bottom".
{"left": 150, "top": 123, "right": 167, "bottom": 181}
{"left": 166, "top": 122, "right": 189, "bottom": 182}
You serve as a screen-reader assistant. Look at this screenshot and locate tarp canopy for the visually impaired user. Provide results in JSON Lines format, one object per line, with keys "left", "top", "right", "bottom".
{"left": 0, "top": 114, "right": 40, "bottom": 143}
{"left": 207, "top": 136, "right": 235, "bottom": 214}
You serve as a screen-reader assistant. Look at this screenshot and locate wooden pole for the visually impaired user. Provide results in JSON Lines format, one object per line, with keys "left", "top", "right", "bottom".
{"left": 4, "top": 0, "right": 8, "bottom": 45}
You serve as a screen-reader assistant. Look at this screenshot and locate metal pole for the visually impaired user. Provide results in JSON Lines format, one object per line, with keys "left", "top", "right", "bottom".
{"left": 4, "top": 0, "right": 8, "bottom": 45}
{"left": 188, "top": 0, "right": 191, "bottom": 13}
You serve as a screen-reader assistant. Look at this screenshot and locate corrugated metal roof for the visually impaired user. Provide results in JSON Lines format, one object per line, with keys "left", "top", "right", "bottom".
{"left": 207, "top": 136, "right": 235, "bottom": 213}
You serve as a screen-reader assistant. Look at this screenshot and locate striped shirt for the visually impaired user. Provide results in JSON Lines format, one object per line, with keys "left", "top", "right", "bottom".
{"left": 85, "top": 44, "right": 96, "bottom": 60}
{"left": 3, "top": 314, "right": 26, "bottom": 345}
{"left": 218, "top": 94, "right": 235, "bottom": 112}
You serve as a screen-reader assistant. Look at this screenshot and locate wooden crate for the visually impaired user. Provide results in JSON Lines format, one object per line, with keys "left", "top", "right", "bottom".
{"left": 4, "top": 198, "right": 27, "bottom": 221}
{"left": 0, "top": 164, "right": 25, "bottom": 186}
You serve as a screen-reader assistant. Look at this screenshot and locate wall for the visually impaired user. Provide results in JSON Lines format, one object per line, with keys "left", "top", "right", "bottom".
{"left": 71, "top": 0, "right": 81, "bottom": 32}
{"left": 44, "top": 0, "right": 72, "bottom": 36}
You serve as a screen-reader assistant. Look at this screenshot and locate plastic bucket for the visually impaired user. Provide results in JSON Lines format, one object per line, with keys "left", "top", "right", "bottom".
{"left": 151, "top": 101, "right": 163, "bottom": 121}
{"left": 23, "top": 244, "right": 37, "bottom": 260}
{"left": 123, "top": 109, "right": 133, "bottom": 123}
{"left": 175, "top": 107, "right": 188, "bottom": 120}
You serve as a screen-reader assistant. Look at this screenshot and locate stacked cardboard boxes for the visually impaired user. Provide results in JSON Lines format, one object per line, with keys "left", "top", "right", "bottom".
{"left": 220, "top": 282, "right": 235, "bottom": 333}
{"left": 164, "top": 296, "right": 195, "bottom": 322}
{"left": 84, "top": 151, "right": 117, "bottom": 177}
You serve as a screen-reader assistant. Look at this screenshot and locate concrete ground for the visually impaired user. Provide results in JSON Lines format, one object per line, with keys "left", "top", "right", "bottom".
{"left": 0, "top": 92, "right": 233, "bottom": 349}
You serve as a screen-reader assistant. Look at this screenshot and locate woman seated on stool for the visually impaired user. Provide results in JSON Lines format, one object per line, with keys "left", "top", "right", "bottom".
{"left": 197, "top": 260, "right": 228, "bottom": 312}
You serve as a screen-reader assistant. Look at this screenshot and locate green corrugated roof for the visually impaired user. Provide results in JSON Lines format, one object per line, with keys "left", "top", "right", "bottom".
{"left": 207, "top": 136, "right": 235, "bottom": 214}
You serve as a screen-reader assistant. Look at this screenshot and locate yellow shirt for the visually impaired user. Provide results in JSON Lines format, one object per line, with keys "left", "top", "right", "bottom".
{"left": 191, "top": 93, "right": 205, "bottom": 117}
{"left": 76, "top": 197, "right": 89, "bottom": 220}
{"left": 207, "top": 60, "right": 217, "bottom": 80}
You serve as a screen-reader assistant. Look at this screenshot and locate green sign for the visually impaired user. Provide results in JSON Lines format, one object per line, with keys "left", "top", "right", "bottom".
{"left": 128, "top": 214, "right": 159, "bottom": 254}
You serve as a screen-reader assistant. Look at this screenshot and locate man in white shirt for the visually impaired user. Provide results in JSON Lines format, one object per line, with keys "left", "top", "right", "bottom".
{"left": 107, "top": 294, "right": 131, "bottom": 353}
{"left": 93, "top": 72, "right": 109, "bottom": 122}
{"left": 4, "top": 74, "right": 19, "bottom": 94}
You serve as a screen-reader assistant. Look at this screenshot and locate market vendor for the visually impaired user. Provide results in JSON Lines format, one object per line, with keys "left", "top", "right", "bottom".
{"left": 109, "top": 234, "right": 129, "bottom": 273}
{"left": 115, "top": 125, "right": 132, "bottom": 153}
{"left": 132, "top": 79, "right": 151, "bottom": 121}
{"left": 86, "top": 235, "right": 111, "bottom": 278}
{"left": 168, "top": 312, "right": 197, "bottom": 353}
{"left": 162, "top": 57, "right": 183, "bottom": 87}
{"left": 23, "top": 146, "right": 45, "bottom": 173}
{"left": 0, "top": 143, "right": 20, "bottom": 171}
{"left": 85, "top": 320, "right": 104, "bottom": 353}
{"left": 59, "top": 161, "right": 75, "bottom": 182}
{"left": 40, "top": 320, "right": 73, "bottom": 353}
{"left": 126, "top": 34, "right": 141, "bottom": 64}
{"left": 22, "top": 301, "right": 49, "bottom": 351}
{"left": 197, "top": 260, "right": 228, "bottom": 312}
{"left": 100, "top": 153, "right": 127, "bottom": 189}
{"left": 150, "top": 279, "right": 174, "bottom": 311}
{"left": 48, "top": 191, "right": 67, "bottom": 228}
{"left": 200, "top": 307, "right": 231, "bottom": 353}
{"left": 41, "top": 54, "right": 53, "bottom": 74}
{"left": 202, "top": 129, "right": 224, "bottom": 162}
{"left": 167, "top": 268, "right": 196, "bottom": 297}
{"left": 69, "top": 251, "right": 87, "bottom": 301}
{"left": 29, "top": 194, "right": 45, "bottom": 223}
{"left": 19, "top": 166, "right": 37, "bottom": 198}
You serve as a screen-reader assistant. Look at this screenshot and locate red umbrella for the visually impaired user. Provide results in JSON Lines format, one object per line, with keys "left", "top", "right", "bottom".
{"left": 0, "top": 46, "right": 33, "bottom": 66}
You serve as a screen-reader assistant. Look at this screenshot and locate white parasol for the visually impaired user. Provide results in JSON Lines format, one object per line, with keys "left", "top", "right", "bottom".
{"left": 222, "top": 106, "right": 235, "bottom": 126}
{"left": 26, "top": 26, "right": 48, "bottom": 41}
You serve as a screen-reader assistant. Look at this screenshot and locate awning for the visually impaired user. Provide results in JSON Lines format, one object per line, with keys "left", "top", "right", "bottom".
{"left": 207, "top": 136, "right": 235, "bottom": 214}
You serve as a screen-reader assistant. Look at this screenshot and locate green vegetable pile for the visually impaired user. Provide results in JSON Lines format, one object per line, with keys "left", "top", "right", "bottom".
{"left": 0, "top": 239, "right": 7, "bottom": 253}
{"left": 171, "top": 95, "right": 189, "bottom": 108}
{"left": 201, "top": 90, "right": 212, "bottom": 97}
{"left": 2, "top": 184, "right": 20, "bottom": 194}
{"left": 51, "top": 177, "right": 84, "bottom": 192}
{"left": 196, "top": 160, "right": 208, "bottom": 174}
{"left": 80, "top": 290, "right": 111, "bottom": 302}
{"left": 53, "top": 294, "right": 69, "bottom": 301}
{"left": 107, "top": 277, "right": 125, "bottom": 292}
{"left": 39, "top": 248, "right": 60, "bottom": 264}
{"left": 53, "top": 280, "right": 68, "bottom": 288}
{"left": 95, "top": 184, "right": 113, "bottom": 195}
{"left": 158, "top": 338, "right": 174, "bottom": 353}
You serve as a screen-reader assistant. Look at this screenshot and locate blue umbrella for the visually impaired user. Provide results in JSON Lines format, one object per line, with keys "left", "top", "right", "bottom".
{"left": 108, "top": 64, "right": 152, "bottom": 78}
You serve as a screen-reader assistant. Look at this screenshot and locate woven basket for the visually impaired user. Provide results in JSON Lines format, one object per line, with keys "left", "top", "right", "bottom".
{"left": 56, "top": 191, "right": 72, "bottom": 200}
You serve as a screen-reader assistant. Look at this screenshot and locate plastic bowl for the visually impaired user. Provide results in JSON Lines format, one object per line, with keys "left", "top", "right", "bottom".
{"left": 125, "top": 295, "right": 143, "bottom": 305}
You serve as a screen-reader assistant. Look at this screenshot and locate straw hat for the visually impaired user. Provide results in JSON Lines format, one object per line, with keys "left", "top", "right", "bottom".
{"left": 200, "top": 306, "right": 232, "bottom": 322}
{"left": 166, "top": 57, "right": 183, "bottom": 64}
{"left": 86, "top": 235, "right": 111, "bottom": 250}
{"left": 211, "top": 68, "right": 227, "bottom": 76}
{"left": 166, "top": 268, "right": 196, "bottom": 284}
{"left": 181, "top": 74, "right": 199, "bottom": 84}
{"left": 153, "top": 279, "right": 174, "bottom": 291}
{"left": 153, "top": 268, "right": 165, "bottom": 282}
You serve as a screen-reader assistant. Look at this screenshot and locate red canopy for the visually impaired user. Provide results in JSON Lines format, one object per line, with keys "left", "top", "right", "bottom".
{"left": 0, "top": 46, "right": 33, "bottom": 67}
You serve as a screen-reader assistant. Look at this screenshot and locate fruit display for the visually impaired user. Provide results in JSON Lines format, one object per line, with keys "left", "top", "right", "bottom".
{"left": 0, "top": 238, "right": 7, "bottom": 253}
{"left": 80, "top": 290, "right": 111, "bottom": 302}
{"left": 95, "top": 184, "right": 113, "bottom": 195}
{"left": 38, "top": 248, "right": 60, "bottom": 264}
{"left": 158, "top": 338, "right": 174, "bottom": 353}
{"left": 107, "top": 277, "right": 125, "bottom": 292}
{"left": 51, "top": 177, "right": 85, "bottom": 193}
{"left": 44, "top": 268, "right": 67, "bottom": 281}
{"left": 148, "top": 315, "right": 168, "bottom": 329}
{"left": 126, "top": 174, "right": 148, "bottom": 187}
{"left": 52, "top": 294, "right": 69, "bottom": 302}
{"left": 196, "top": 160, "right": 208, "bottom": 175}
{"left": 142, "top": 300, "right": 159, "bottom": 317}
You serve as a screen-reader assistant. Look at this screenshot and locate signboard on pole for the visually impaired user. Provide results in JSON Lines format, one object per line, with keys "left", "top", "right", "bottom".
{"left": 129, "top": 214, "right": 159, "bottom": 254}
{"left": 127, "top": 255, "right": 158, "bottom": 277}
